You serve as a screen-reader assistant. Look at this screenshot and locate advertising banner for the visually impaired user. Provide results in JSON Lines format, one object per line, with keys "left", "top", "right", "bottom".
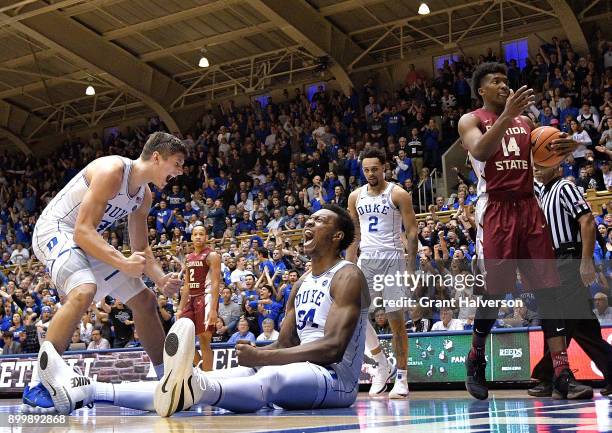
{"left": 0, "top": 327, "right": 608, "bottom": 396}
{"left": 529, "top": 327, "right": 612, "bottom": 380}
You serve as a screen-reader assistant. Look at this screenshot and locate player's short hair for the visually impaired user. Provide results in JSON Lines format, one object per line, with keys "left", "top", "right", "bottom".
{"left": 361, "top": 147, "right": 386, "bottom": 165}
{"left": 322, "top": 204, "right": 355, "bottom": 252}
{"left": 140, "top": 132, "right": 186, "bottom": 160}
{"left": 472, "top": 62, "right": 508, "bottom": 95}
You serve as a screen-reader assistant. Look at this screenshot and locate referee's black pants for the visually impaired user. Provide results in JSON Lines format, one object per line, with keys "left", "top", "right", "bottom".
{"left": 531, "top": 252, "right": 612, "bottom": 383}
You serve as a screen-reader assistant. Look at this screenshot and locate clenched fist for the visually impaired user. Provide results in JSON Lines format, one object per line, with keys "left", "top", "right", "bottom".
{"left": 122, "top": 252, "right": 146, "bottom": 277}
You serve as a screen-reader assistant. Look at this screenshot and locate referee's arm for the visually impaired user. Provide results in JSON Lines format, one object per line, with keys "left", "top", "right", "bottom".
{"left": 560, "top": 184, "right": 597, "bottom": 285}
{"left": 578, "top": 212, "right": 597, "bottom": 286}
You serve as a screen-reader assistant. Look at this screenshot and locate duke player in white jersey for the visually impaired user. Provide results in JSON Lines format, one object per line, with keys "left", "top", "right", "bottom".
{"left": 151, "top": 204, "right": 370, "bottom": 415}
{"left": 35, "top": 204, "right": 370, "bottom": 415}
{"left": 346, "top": 147, "right": 417, "bottom": 399}
{"left": 26, "top": 132, "right": 184, "bottom": 414}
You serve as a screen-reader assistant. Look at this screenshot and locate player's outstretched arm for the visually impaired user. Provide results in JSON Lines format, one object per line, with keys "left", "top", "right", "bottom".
{"left": 74, "top": 161, "right": 144, "bottom": 277}
{"left": 345, "top": 190, "right": 361, "bottom": 263}
{"left": 393, "top": 186, "right": 417, "bottom": 271}
{"left": 237, "top": 265, "right": 366, "bottom": 367}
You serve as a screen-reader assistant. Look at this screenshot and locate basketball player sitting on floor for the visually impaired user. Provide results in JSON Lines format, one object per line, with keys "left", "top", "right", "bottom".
{"left": 39, "top": 205, "right": 370, "bottom": 415}
{"left": 176, "top": 224, "right": 221, "bottom": 371}
{"left": 25, "top": 132, "right": 184, "bottom": 415}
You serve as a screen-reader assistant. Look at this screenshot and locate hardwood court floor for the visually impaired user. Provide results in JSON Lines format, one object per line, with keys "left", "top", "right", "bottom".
{"left": 2, "top": 390, "right": 611, "bottom": 432}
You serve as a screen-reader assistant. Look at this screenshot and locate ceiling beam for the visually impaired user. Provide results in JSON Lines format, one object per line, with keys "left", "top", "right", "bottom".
{"left": 102, "top": 0, "right": 242, "bottom": 41}
{"left": 139, "top": 22, "right": 277, "bottom": 62}
{"left": 350, "top": 0, "right": 496, "bottom": 36}
{"left": 0, "top": 0, "right": 85, "bottom": 27}
{"left": 543, "top": 0, "right": 589, "bottom": 55}
{"left": 0, "top": 125, "right": 31, "bottom": 154}
{"left": 248, "top": 0, "right": 370, "bottom": 95}
{"left": 62, "top": 0, "right": 127, "bottom": 17}
{"left": 5, "top": 9, "right": 188, "bottom": 135}
{"left": 319, "top": 0, "right": 388, "bottom": 16}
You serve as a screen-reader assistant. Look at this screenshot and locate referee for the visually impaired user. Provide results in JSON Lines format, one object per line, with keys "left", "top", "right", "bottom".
{"left": 529, "top": 163, "right": 612, "bottom": 398}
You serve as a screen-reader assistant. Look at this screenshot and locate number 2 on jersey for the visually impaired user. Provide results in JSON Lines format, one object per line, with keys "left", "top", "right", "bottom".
{"left": 368, "top": 216, "right": 378, "bottom": 232}
{"left": 189, "top": 268, "right": 195, "bottom": 281}
{"left": 501, "top": 136, "right": 520, "bottom": 157}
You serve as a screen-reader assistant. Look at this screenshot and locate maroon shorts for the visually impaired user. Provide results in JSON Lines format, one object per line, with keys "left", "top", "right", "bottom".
{"left": 475, "top": 193, "right": 559, "bottom": 295}
{"left": 181, "top": 293, "right": 215, "bottom": 335}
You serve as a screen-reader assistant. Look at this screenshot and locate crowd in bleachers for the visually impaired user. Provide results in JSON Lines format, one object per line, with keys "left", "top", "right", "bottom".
{"left": 0, "top": 33, "right": 611, "bottom": 354}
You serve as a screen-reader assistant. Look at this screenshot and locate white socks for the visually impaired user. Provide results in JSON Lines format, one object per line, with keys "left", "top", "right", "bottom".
{"left": 29, "top": 364, "right": 41, "bottom": 387}
{"left": 396, "top": 369, "right": 408, "bottom": 382}
{"left": 153, "top": 363, "right": 164, "bottom": 380}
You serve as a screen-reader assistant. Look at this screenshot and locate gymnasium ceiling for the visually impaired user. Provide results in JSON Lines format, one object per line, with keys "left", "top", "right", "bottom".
{"left": 0, "top": 0, "right": 608, "bottom": 153}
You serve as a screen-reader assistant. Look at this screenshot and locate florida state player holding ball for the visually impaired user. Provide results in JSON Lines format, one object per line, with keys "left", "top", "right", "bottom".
{"left": 177, "top": 224, "right": 221, "bottom": 371}
{"left": 459, "top": 62, "right": 592, "bottom": 400}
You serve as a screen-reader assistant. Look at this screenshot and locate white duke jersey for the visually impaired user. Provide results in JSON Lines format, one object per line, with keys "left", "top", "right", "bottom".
{"left": 37, "top": 156, "right": 146, "bottom": 234}
{"left": 295, "top": 260, "right": 367, "bottom": 390}
{"left": 356, "top": 182, "right": 403, "bottom": 252}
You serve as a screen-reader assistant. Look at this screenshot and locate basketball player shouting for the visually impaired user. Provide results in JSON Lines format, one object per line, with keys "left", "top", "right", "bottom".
{"left": 152, "top": 204, "right": 370, "bottom": 415}
{"left": 176, "top": 224, "right": 221, "bottom": 371}
{"left": 346, "top": 147, "right": 418, "bottom": 399}
{"left": 459, "top": 62, "right": 592, "bottom": 400}
{"left": 26, "top": 132, "right": 185, "bottom": 414}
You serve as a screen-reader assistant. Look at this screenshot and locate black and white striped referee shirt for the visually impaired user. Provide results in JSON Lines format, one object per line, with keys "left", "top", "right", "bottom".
{"left": 534, "top": 177, "right": 592, "bottom": 250}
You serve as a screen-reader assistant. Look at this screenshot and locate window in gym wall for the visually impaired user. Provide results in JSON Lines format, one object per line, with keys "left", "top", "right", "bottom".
{"left": 433, "top": 54, "right": 459, "bottom": 71}
{"left": 503, "top": 38, "right": 529, "bottom": 68}
{"left": 253, "top": 94, "right": 271, "bottom": 108}
{"left": 307, "top": 83, "right": 325, "bottom": 102}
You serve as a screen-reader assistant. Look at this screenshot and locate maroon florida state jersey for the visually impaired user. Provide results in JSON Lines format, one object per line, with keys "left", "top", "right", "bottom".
{"left": 467, "top": 108, "right": 534, "bottom": 197}
{"left": 185, "top": 248, "right": 211, "bottom": 296}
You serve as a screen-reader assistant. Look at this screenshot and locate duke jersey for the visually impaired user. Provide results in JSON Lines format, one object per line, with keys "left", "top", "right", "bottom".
{"left": 36, "top": 156, "right": 145, "bottom": 235}
{"left": 295, "top": 260, "right": 367, "bottom": 391}
{"left": 356, "top": 182, "right": 403, "bottom": 253}
{"left": 467, "top": 109, "right": 534, "bottom": 198}
{"left": 185, "top": 248, "right": 211, "bottom": 296}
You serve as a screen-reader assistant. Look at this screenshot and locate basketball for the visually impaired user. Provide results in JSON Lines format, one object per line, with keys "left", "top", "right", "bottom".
{"left": 531, "top": 126, "right": 564, "bottom": 167}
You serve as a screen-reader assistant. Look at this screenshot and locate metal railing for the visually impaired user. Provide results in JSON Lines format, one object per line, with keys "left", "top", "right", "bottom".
{"left": 417, "top": 168, "right": 438, "bottom": 212}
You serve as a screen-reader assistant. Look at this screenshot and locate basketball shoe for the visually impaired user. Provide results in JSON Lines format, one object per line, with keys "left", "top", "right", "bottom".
{"left": 21, "top": 383, "right": 56, "bottom": 414}
{"left": 389, "top": 374, "right": 409, "bottom": 399}
{"left": 465, "top": 348, "right": 488, "bottom": 400}
{"left": 369, "top": 362, "right": 396, "bottom": 396}
{"left": 37, "top": 341, "right": 95, "bottom": 414}
{"left": 552, "top": 369, "right": 593, "bottom": 400}
{"left": 155, "top": 318, "right": 200, "bottom": 417}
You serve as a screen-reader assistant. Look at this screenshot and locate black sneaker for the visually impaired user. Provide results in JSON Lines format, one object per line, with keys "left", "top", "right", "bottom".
{"left": 465, "top": 352, "right": 488, "bottom": 400}
{"left": 600, "top": 383, "right": 611, "bottom": 397}
{"left": 552, "top": 369, "right": 593, "bottom": 400}
{"left": 527, "top": 380, "right": 552, "bottom": 397}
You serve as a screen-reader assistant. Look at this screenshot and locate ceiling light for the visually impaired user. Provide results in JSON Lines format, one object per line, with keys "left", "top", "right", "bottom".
{"left": 85, "top": 85, "right": 95, "bottom": 96}
{"left": 418, "top": 2, "right": 430, "bottom": 15}
{"left": 198, "top": 48, "right": 209, "bottom": 68}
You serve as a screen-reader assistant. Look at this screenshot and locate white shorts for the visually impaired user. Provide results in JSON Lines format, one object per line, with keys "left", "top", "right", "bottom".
{"left": 358, "top": 249, "right": 410, "bottom": 313}
{"left": 33, "top": 224, "right": 146, "bottom": 303}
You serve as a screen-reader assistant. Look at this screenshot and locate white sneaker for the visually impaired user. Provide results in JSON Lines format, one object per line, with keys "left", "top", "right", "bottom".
{"left": 369, "top": 363, "right": 397, "bottom": 396}
{"left": 155, "top": 318, "right": 199, "bottom": 417}
{"left": 389, "top": 378, "right": 409, "bottom": 399}
{"left": 37, "top": 341, "right": 95, "bottom": 415}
